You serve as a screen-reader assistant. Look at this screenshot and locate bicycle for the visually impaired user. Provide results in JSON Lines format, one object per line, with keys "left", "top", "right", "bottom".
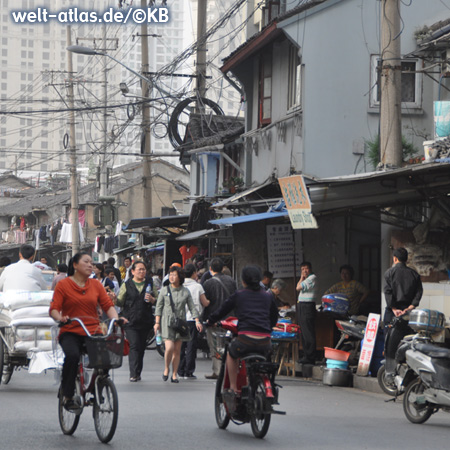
{"left": 212, "top": 317, "right": 285, "bottom": 439}
{"left": 56, "top": 317, "right": 124, "bottom": 443}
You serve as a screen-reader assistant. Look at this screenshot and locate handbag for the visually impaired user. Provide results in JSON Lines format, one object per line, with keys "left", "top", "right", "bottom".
{"left": 167, "top": 286, "right": 189, "bottom": 337}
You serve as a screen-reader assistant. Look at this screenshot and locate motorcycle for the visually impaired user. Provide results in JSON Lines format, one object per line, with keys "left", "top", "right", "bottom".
{"left": 377, "top": 314, "right": 414, "bottom": 397}
{"left": 334, "top": 315, "right": 367, "bottom": 366}
{"left": 402, "top": 337, "right": 450, "bottom": 423}
{"left": 377, "top": 310, "right": 446, "bottom": 397}
{"left": 212, "top": 317, "right": 285, "bottom": 439}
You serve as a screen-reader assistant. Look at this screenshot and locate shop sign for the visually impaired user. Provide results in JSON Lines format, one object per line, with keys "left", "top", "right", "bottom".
{"left": 266, "top": 224, "right": 301, "bottom": 277}
{"left": 278, "top": 175, "right": 318, "bottom": 229}
{"left": 356, "top": 313, "right": 380, "bottom": 376}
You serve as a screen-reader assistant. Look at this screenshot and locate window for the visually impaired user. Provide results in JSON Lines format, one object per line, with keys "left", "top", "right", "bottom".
{"left": 370, "top": 55, "right": 423, "bottom": 110}
{"left": 288, "top": 45, "right": 301, "bottom": 110}
{"left": 258, "top": 50, "right": 272, "bottom": 127}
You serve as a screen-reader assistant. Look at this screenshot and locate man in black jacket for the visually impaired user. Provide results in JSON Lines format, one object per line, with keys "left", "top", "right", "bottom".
{"left": 383, "top": 247, "right": 422, "bottom": 379}
{"left": 108, "top": 256, "right": 123, "bottom": 287}
{"left": 384, "top": 247, "right": 422, "bottom": 324}
{"left": 203, "top": 258, "right": 237, "bottom": 379}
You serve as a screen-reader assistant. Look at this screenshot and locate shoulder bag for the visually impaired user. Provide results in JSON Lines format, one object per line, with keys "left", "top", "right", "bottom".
{"left": 167, "top": 286, "right": 189, "bottom": 337}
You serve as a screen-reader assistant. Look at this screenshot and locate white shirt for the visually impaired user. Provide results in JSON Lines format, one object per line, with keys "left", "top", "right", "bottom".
{"left": 0, "top": 259, "right": 47, "bottom": 292}
{"left": 184, "top": 277, "right": 205, "bottom": 321}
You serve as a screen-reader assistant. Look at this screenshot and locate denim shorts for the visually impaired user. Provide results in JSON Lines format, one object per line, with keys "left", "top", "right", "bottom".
{"left": 228, "top": 334, "right": 271, "bottom": 359}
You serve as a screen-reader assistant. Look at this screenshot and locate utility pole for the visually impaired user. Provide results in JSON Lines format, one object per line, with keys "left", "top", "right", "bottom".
{"left": 380, "top": 0, "right": 402, "bottom": 168}
{"left": 66, "top": 26, "right": 80, "bottom": 255}
{"left": 100, "top": 23, "right": 108, "bottom": 198}
{"left": 196, "top": 0, "right": 207, "bottom": 110}
{"left": 141, "top": 0, "right": 152, "bottom": 218}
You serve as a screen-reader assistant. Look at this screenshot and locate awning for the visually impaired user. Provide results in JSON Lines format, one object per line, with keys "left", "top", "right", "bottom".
{"left": 124, "top": 215, "right": 189, "bottom": 231}
{"left": 113, "top": 244, "right": 137, "bottom": 255}
{"left": 305, "top": 162, "right": 450, "bottom": 217}
{"left": 176, "top": 228, "right": 222, "bottom": 241}
{"left": 146, "top": 244, "right": 164, "bottom": 253}
{"left": 213, "top": 180, "right": 274, "bottom": 209}
{"left": 209, "top": 211, "right": 288, "bottom": 226}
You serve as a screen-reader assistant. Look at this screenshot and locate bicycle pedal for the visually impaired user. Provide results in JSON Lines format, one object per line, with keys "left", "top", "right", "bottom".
{"left": 271, "top": 409, "right": 286, "bottom": 415}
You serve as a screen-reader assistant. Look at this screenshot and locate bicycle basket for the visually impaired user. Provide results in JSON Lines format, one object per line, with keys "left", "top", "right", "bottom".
{"left": 212, "top": 330, "right": 229, "bottom": 358}
{"left": 85, "top": 331, "right": 124, "bottom": 370}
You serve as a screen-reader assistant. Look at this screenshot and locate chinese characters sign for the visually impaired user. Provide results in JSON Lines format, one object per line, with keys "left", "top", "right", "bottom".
{"left": 356, "top": 313, "right": 381, "bottom": 376}
{"left": 278, "top": 175, "right": 318, "bottom": 229}
{"left": 266, "top": 224, "right": 301, "bottom": 278}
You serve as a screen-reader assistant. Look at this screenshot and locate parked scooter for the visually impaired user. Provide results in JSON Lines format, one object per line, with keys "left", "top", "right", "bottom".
{"left": 334, "top": 315, "right": 367, "bottom": 365}
{"left": 377, "top": 314, "right": 414, "bottom": 396}
{"left": 393, "top": 309, "right": 450, "bottom": 423}
{"left": 402, "top": 337, "right": 450, "bottom": 423}
{"left": 322, "top": 293, "right": 367, "bottom": 365}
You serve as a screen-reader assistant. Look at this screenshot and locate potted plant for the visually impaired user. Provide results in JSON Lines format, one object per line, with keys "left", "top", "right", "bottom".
{"left": 223, "top": 176, "right": 244, "bottom": 194}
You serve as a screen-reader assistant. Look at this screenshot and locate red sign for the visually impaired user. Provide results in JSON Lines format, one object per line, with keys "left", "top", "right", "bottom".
{"left": 356, "top": 313, "right": 380, "bottom": 377}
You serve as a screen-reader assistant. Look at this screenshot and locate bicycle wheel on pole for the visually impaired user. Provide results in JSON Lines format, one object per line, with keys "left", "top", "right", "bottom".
{"left": 58, "top": 387, "right": 80, "bottom": 435}
{"left": 93, "top": 376, "right": 119, "bottom": 443}
{"left": 250, "top": 376, "right": 271, "bottom": 439}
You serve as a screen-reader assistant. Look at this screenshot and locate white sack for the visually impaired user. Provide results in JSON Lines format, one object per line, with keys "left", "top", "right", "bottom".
{"left": 11, "top": 317, "right": 56, "bottom": 327}
{"left": 0, "top": 291, "right": 54, "bottom": 310}
{"left": 11, "top": 306, "right": 50, "bottom": 320}
{"left": 14, "top": 340, "right": 53, "bottom": 352}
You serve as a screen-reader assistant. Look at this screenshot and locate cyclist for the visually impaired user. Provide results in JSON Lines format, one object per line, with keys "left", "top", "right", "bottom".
{"left": 50, "top": 252, "right": 126, "bottom": 411}
{"left": 207, "top": 265, "right": 278, "bottom": 394}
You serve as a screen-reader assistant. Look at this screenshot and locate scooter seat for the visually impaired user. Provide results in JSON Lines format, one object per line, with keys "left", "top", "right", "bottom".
{"left": 414, "top": 343, "right": 450, "bottom": 359}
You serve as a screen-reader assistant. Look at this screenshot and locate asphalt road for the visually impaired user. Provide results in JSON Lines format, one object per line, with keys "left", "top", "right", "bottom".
{"left": 1, "top": 348, "right": 450, "bottom": 449}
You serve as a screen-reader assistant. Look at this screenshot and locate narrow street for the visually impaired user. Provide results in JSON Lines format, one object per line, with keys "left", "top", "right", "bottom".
{"left": 1, "top": 348, "right": 449, "bottom": 449}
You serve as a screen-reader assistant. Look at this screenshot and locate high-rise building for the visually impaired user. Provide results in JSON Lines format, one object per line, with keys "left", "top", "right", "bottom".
{"left": 0, "top": 0, "right": 186, "bottom": 181}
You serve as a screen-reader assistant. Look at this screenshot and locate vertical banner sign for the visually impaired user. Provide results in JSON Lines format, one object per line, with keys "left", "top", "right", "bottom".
{"left": 278, "top": 175, "right": 318, "bottom": 229}
{"left": 356, "top": 313, "right": 381, "bottom": 376}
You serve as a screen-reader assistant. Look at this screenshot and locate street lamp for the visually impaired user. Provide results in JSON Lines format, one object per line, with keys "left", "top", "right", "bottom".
{"left": 67, "top": 45, "right": 153, "bottom": 87}
{"left": 67, "top": 43, "right": 153, "bottom": 218}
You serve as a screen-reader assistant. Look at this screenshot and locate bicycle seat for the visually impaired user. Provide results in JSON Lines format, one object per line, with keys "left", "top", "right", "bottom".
{"left": 241, "top": 353, "right": 267, "bottom": 363}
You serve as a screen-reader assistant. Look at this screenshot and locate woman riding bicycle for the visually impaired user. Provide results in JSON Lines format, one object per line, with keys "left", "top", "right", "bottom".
{"left": 207, "top": 265, "right": 278, "bottom": 394}
{"left": 49, "top": 252, "right": 125, "bottom": 411}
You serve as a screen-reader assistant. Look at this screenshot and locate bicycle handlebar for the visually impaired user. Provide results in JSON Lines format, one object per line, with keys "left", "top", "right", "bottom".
{"left": 58, "top": 317, "right": 124, "bottom": 337}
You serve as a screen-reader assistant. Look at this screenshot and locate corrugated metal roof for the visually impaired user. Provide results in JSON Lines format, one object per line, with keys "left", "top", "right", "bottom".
{"left": 209, "top": 211, "right": 288, "bottom": 226}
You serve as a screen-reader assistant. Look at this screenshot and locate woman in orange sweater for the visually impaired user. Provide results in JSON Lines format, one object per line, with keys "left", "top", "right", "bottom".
{"left": 50, "top": 252, "right": 123, "bottom": 411}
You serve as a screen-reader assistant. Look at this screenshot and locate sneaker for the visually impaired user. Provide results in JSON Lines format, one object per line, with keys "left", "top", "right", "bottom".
{"left": 204, "top": 373, "right": 218, "bottom": 380}
{"left": 185, "top": 374, "right": 197, "bottom": 380}
{"left": 63, "top": 397, "right": 81, "bottom": 412}
{"left": 130, "top": 377, "right": 138, "bottom": 382}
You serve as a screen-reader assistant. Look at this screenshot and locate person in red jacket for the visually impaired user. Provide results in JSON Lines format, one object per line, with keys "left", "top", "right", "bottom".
{"left": 50, "top": 252, "right": 123, "bottom": 411}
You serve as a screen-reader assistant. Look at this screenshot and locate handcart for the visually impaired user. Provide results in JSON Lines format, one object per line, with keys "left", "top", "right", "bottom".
{"left": 0, "top": 290, "right": 59, "bottom": 385}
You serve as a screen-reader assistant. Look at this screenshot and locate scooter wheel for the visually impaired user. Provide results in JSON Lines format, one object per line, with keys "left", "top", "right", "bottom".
{"left": 377, "top": 365, "right": 397, "bottom": 397}
{"left": 403, "top": 379, "right": 433, "bottom": 424}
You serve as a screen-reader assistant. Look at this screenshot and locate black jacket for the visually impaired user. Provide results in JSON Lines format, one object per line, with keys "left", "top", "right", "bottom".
{"left": 120, "top": 279, "right": 154, "bottom": 328}
{"left": 384, "top": 262, "right": 423, "bottom": 311}
{"left": 209, "top": 288, "right": 278, "bottom": 335}
{"left": 203, "top": 273, "right": 237, "bottom": 320}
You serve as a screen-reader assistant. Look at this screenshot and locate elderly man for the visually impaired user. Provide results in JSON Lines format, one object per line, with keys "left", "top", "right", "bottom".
{"left": 0, "top": 244, "right": 47, "bottom": 291}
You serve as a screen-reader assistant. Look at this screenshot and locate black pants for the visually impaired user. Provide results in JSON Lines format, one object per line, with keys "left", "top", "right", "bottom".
{"left": 297, "top": 302, "right": 317, "bottom": 363}
{"left": 59, "top": 332, "right": 85, "bottom": 398}
{"left": 178, "top": 322, "right": 198, "bottom": 376}
{"left": 125, "top": 326, "right": 151, "bottom": 378}
{"left": 383, "top": 309, "right": 413, "bottom": 374}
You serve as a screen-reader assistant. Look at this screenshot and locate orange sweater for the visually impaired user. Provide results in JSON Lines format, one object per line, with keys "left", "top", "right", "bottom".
{"left": 50, "top": 277, "right": 114, "bottom": 336}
